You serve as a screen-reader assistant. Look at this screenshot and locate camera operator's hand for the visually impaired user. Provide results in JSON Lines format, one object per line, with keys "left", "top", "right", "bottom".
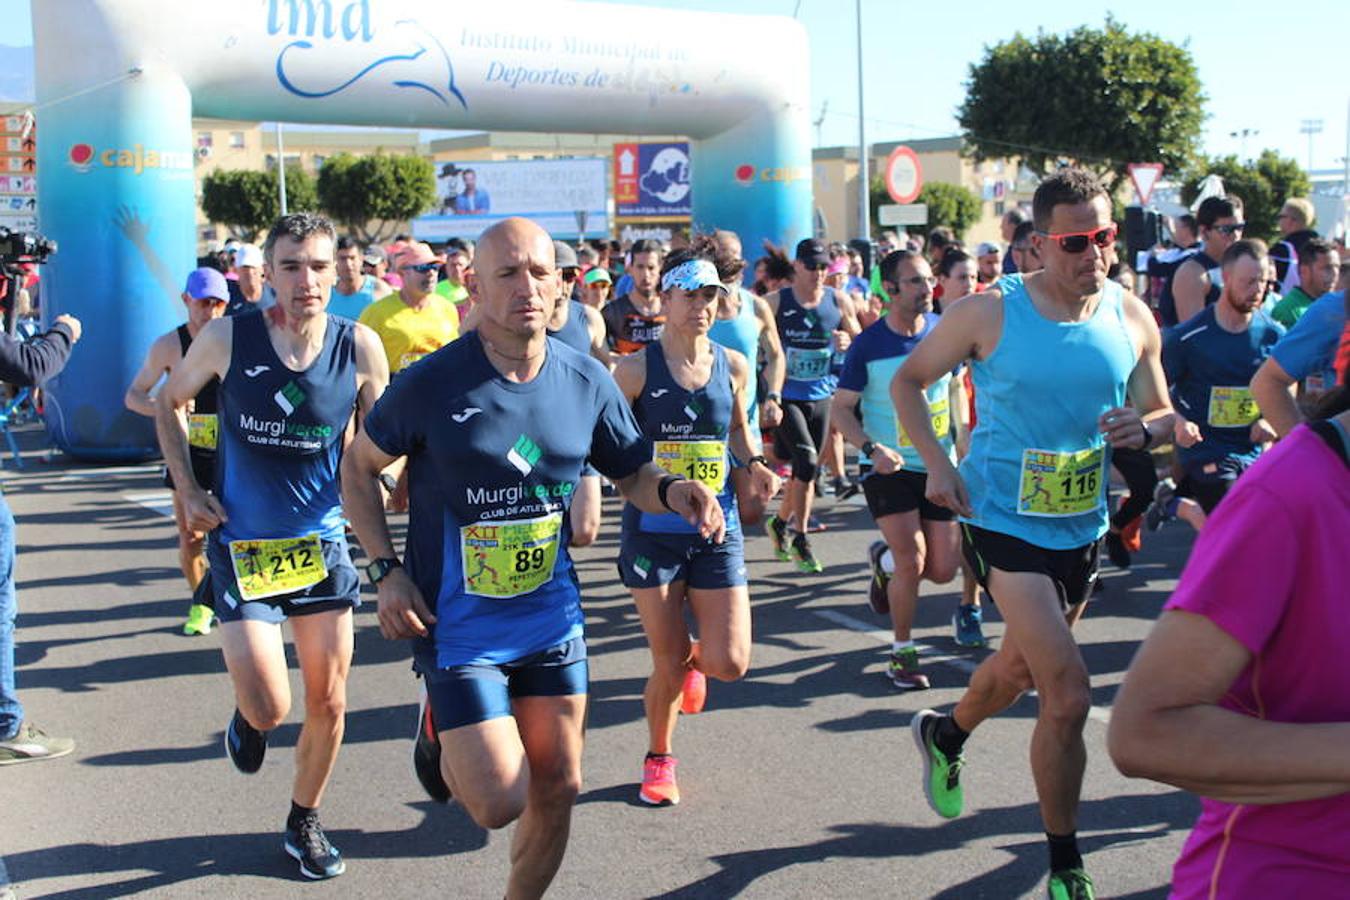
{"left": 54, "top": 315, "right": 82, "bottom": 343}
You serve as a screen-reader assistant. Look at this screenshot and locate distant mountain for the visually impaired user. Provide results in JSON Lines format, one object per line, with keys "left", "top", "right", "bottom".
{"left": 0, "top": 45, "right": 35, "bottom": 102}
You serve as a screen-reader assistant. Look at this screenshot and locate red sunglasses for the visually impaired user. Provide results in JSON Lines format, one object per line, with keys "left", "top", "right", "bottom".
{"left": 1036, "top": 225, "right": 1118, "bottom": 254}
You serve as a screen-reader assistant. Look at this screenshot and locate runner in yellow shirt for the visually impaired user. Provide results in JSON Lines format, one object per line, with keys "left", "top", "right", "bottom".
{"left": 360, "top": 241, "right": 461, "bottom": 375}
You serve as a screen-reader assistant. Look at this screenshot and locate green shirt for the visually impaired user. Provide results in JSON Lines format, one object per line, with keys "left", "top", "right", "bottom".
{"left": 1271, "top": 286, "right": 1314, "bottom": 328}
{"left": 435, "top": 279, "right": 469, "bottom": 305}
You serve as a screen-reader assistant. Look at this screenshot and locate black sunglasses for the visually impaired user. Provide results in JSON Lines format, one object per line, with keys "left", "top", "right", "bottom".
{"left": 1214, "top": 223, "right": 1246, "bottom": 235}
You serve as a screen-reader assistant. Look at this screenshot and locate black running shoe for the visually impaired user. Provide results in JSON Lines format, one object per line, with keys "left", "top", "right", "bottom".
{"left": 284, "top": 811, "right": 345, "bottom": 880}
{"left": 413, "top": 686, "right": 451, "bottom": 803}
{"left": 1103, "top": 530, "right": 1131, "bottom": 569}
{"left": 224, "top": 709, "right": 267, "bottom": 774}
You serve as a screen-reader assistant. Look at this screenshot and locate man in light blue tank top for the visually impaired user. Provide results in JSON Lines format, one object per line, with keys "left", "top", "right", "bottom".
{"left": 893, "top": 169, "right": 1173, "bottom": 900}
{"left": 156, "top": 213, "right": 390, "bottom": 881}
{"left": 329, "top": 236, "right": 391, "bottom": 320}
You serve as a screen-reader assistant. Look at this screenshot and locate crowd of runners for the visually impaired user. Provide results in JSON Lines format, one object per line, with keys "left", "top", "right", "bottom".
{"left": 0, "top": 167, "right": 1347, "bottom": 900}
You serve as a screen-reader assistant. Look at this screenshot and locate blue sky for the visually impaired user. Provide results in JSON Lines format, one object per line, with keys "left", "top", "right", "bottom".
{"left": 4, "top": 0, "right": 1346, "bottom": 171}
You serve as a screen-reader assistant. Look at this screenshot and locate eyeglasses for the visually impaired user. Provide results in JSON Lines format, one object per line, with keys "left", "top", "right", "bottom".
{"left": 1214, "top": 223, "right": 1246, "bottom": 235}
{"left": 402, "top": 262, "right": 440, "bottom": 274}
{"left": 561, "top": 268, "right": 579, "bottom": 281}
{"left": 1036, "top": 225, "right": 1118, "bottom": 254}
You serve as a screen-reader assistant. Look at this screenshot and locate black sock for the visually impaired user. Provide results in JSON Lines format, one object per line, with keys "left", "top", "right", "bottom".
{"left": 1046, "top": 831, "right": 1082, "bottom": 873}
{"left": 287, "top": 801, "right": 316, "bottom": 830}
{"left": 933, "top": 714, "right": 970, "bottom": 758}
{"left": 645, "top": 752, "right": 672, "bottom": 761}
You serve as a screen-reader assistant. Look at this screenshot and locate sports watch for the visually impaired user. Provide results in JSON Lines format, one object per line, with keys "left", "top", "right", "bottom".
{"left": 365, "top": 557, "right": 403, "bottom": 585}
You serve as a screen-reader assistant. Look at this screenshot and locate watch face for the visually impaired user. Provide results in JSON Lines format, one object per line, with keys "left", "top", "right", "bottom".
{"left": 366, "top": 560, "right": 389, "bottom": 582}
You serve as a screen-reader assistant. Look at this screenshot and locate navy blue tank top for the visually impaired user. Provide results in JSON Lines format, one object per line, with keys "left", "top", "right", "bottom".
{"left": 547, "top": 300, "right": 592, "bottom": 356}
{"left": 777, "top": 286, "right": 843, "bottom": 401}
{"left": 624, "top": 343, "right": 740, "bottom": 534}
{"left": 214, "top": 312, "right": 358, "bottom": 543}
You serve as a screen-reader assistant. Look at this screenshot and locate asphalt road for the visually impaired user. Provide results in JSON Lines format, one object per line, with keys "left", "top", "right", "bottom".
{"left": 0, "top": 446, "right": 1199, "bottom": 899}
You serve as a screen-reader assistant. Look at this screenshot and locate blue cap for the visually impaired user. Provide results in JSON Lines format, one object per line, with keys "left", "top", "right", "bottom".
{"left": 185, "top": 267, "right": 228, "bottom": 301}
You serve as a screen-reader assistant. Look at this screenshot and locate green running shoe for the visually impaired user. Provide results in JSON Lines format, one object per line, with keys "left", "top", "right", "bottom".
{"left": 1047, "top": 868, "right": 1095, "bottom": 900}
{"left": 182, "top": 603, "right": 214, "bottom": 636}
{"left": 790, "top": 533, "right": 823, "bottom": 573}
{"left": 765, "top": 514, "right": 790, "bottom": 562}
{"left": 910, "top": 709, "right": 963, "bottom": 818}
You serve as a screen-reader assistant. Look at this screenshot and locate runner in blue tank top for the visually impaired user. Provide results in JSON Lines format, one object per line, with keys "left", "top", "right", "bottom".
{"left": 328, "top": 237, "right": 392, "bottom": 321}
{"left": 342, "top": 218, "right": 726, "bottom": 899}
{"left": 831, "top": 249, "right": 974, "bottom": 692}
{"left": 1169, "top": 195, "right": 1244, "bottom": 326}
{"left": 764, "top": 238, "right": 860, "bottom": 573}
{"left": 706, "top": 229, "right": 785, "bottom": 525}
{"left": 545, "top": 287, "right": 611, "bottom": 548}
{"left": 1152, "top": 239, "right": 1284, "bottom": 534}
{"left": 156, "top": 213, "right": 390, "bottom": 881}
{"left": 893, "top": 170, "right": 1173, "bottom": 900}
{"left": 613, "top": 250, "right": 779, "bottom": 808}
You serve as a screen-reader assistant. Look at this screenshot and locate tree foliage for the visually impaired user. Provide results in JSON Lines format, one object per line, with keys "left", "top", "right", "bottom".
{"left": 868, "top": 176, "right": 982, "bottom": 240}
{"left": 959, "top": 17, "right": 1205, "bottom": 192}
{"left": 1180, "top": 150, "right": 1311, "bottom": 243}
{"left": 317, "top": 152, "right": 437, "bottom": 243}
{"left": 200, "top": 166, "right": 317, "bottom": 239}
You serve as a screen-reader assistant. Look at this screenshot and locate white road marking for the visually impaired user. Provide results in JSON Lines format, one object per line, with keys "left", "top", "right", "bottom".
{"left": 812, "top": 608, "right": 1112, "bottom": 724}
{"left": 123, "top": 490, "right": 174, "bottom": 519}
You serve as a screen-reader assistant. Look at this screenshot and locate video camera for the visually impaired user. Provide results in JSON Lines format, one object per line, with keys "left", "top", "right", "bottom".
{"left": 0, "top": 227, "right": 58, "bottom": 336}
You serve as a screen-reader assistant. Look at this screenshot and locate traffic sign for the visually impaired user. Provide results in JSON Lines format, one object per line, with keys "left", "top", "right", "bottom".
{"left": 878, "top": 203, "right": 928, "bottom": 227}
{"left": 1128, "top": 163, "right": 1164, "bottom": 205}
{"left": 884, "top": 145, "right": 923, "bottom": 205}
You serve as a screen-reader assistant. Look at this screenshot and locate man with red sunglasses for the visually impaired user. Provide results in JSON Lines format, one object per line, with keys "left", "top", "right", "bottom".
{"left": 1166, "top": 195, "right": 1244, "bottom": 327}
{"left": 894, "top": 168, "right": 1172, "bottom": 900}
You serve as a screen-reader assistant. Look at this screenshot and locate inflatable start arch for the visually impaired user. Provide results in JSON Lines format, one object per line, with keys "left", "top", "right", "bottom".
{"left": 33, "top": 0, "right": 812, "bottom": 459}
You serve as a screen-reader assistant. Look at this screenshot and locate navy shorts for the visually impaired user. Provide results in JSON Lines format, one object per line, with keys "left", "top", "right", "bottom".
{"left": 618, "top": 527, "right": 747, "bottom": 590}
{"left": 206, "top": 535, "right": 360, "bottom": 625}
{"left": 417, "top": 636, "right": 589, "bottom": 731}
{"left": 1177, "top": 455, "right": 1252, "bottom": 514}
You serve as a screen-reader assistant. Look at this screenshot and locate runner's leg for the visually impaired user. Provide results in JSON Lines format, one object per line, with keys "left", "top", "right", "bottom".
{"left": 220, "top": 619, "right": 292, "bottom": 732}
{"left": 508, "top": 695, "right": 587, "bottom": 900}
{"left": 289, "top": 608, "right": 353, "bottom": 808}
{"left": 686, "top": 585, "right": 751, "bottom": 684}
{"left": 632, "top": 582, "right": 693, "bottom": 755}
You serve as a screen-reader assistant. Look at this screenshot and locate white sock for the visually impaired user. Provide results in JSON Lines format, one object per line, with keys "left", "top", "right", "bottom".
{"left": 880, "top": 549, "right": 895, "bottom": 574}
{"left": 892, "top": 640, "right": 915, "bottom": 654}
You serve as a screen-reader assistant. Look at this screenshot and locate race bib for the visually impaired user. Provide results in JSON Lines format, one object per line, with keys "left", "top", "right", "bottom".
{"left": 188, "top": 413, "right": 218, "bottom": 450}
{"left": 229, "top": 534, "right": 327, "bottom": 601}
{"left": 460, "top": 512, "right": 563, "bottom": 599}
{"left": 1207, "top": 386, "right": 1259, "bottom": 428}
{"left": 653, "top": 439, "right": 728, "bottom": 492}
{"left": 786, "top": 347, "right": 832, "bottom": 381}
{"left": 897, "top": 397, "right": 951, "bottom": 448}
{"left": 1017, "top": 446, "right": 1105, "bottom": 517}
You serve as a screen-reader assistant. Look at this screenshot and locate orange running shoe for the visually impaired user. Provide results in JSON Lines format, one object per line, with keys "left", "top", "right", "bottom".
{"left": 1121, "top": 515, "right": 1143, "bottom": 553}
{"left": 639, "top": 753, "right": 680, "bottom": 806}
{"left": 680, "top": 667, "right": 707, "bottom": 715}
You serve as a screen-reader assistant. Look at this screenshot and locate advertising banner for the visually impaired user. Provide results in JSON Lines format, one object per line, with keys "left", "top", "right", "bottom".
{"left": 614, "top": 141, "right": 691, "bottom": 217}
{"left": 413, "top": 157, "right": 609, "bottom": 241}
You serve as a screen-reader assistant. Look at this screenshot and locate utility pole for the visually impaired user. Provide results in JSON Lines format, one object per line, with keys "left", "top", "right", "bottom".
{"left": 276, "top": 122, "right": 289, "bottom": 215}
{"left": 855, "top": 0, "right": 868, "bottom": 240}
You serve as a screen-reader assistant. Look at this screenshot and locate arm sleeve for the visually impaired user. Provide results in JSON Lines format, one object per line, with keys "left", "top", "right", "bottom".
{"left": 0, "top": 324, "right": 74, "bottom": 386}
{"left": 1270, "top": 294, "right": 1343, "bottom": 381}
{"left": 1163, "top": 481, "right": 1297, "bottom": 657}
{"left": 587, "top": 371, "right": 649, "bottom": 481}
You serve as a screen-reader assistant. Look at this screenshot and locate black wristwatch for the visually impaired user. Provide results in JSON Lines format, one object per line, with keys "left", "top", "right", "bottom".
{"left": 745, "top": 454, "right": 770, "bottom": 469}
{"left": 378, "top": 472, "right": 398, "bottom": 493}
{"left": 765, "top": 391, "right": 782, "bottom": 404}
{"left": 861, "top": 440, "right": 878, "bottom": 458}
{"left": 365, "top": 557, "right": 403, "bottom": 585}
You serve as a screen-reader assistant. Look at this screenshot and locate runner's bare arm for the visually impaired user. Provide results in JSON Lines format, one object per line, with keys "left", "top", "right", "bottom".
{"left": 726, "top": 349, "right": 780, "bottom": 502}
{"left": 610, "top": 349, "right": 647, "bottom": 404}
{"left": 754, "top": 297, "right": 785, "bottom": 427}
{"left": 615, "top": 463, "right": 727, "bottom": 543}
{"left": 580, "top": 304, "right": 614, "bottom": 369}
{"left": 155, "top": 318, "right": 232, "bottom": 530}
{"left": 340, "top": 431, "right": 436, "bottom": 639}
{"left": 1106, "top": 293, "right": 1174, "bottom": 449}
{"left": 1249, "top": 356, "right": 1302, "bottom": 437}
{"left": 1110, "top": 610, "right": 1350, "bottom": 804}
{"left": 124, "top": 331, "right": 176, "bottom": 418}
{"left": 1170, "top": 259, "right": 1208, "bottom": 325}
{"left": 352, "top": 322, "right": 391, "bottom": 417}
{"left": 892, "top": 291, "right": 1001, "bottom": 515}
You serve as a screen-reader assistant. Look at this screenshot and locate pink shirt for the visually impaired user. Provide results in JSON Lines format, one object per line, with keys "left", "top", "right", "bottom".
{"left": 1165, "top": 423, "right": 1350, "bottom": 898}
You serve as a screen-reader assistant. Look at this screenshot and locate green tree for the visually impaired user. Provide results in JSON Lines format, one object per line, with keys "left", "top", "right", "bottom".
{"left": 200, "top": 165, "right": 317, "bottom": 239}
{"left": 959, "top": 17, "right": 1205, "bottom": 193}
{"left": 868, "top": 176, "right": 982, "bottom": 240}
{"left": 317, "top": 152, "right": 437, "bottom": 243}
{"left": 1180, "top": 150, "right": 1311, "bottom": 243}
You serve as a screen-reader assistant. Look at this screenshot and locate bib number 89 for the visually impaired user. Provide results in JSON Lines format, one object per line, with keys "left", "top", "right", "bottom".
{"left": 515, "top": 547, "right": 547, "bottom": 573}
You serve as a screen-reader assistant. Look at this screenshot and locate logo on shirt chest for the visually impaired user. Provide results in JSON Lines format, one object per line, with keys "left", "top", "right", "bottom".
{"left": 506, "top": 433, "right": 542, "bottom": 476}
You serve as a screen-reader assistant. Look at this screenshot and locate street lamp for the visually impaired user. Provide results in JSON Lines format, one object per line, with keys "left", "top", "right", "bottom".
{"left": 1299, "top": 118, "right": 1323, "bottom": 174}
{"left": 1228, "top": 128, "right": 1259, "bottom": 163}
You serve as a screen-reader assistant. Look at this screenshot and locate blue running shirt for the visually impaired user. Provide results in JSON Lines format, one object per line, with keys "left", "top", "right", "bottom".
{"left": 1163, "top": 306, "right": 1284, "bottom": 467}
{"left": 362, "top": 334, "right": 649, "bottom": 667}
{"left": 776, "top": 286, "right": 844, "bottom": 401}
{"left": 214, "top": 311, "right": 357, "bottom": 544}
{"left": 838, "top": 315, "right": 955, "bottom": 472}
